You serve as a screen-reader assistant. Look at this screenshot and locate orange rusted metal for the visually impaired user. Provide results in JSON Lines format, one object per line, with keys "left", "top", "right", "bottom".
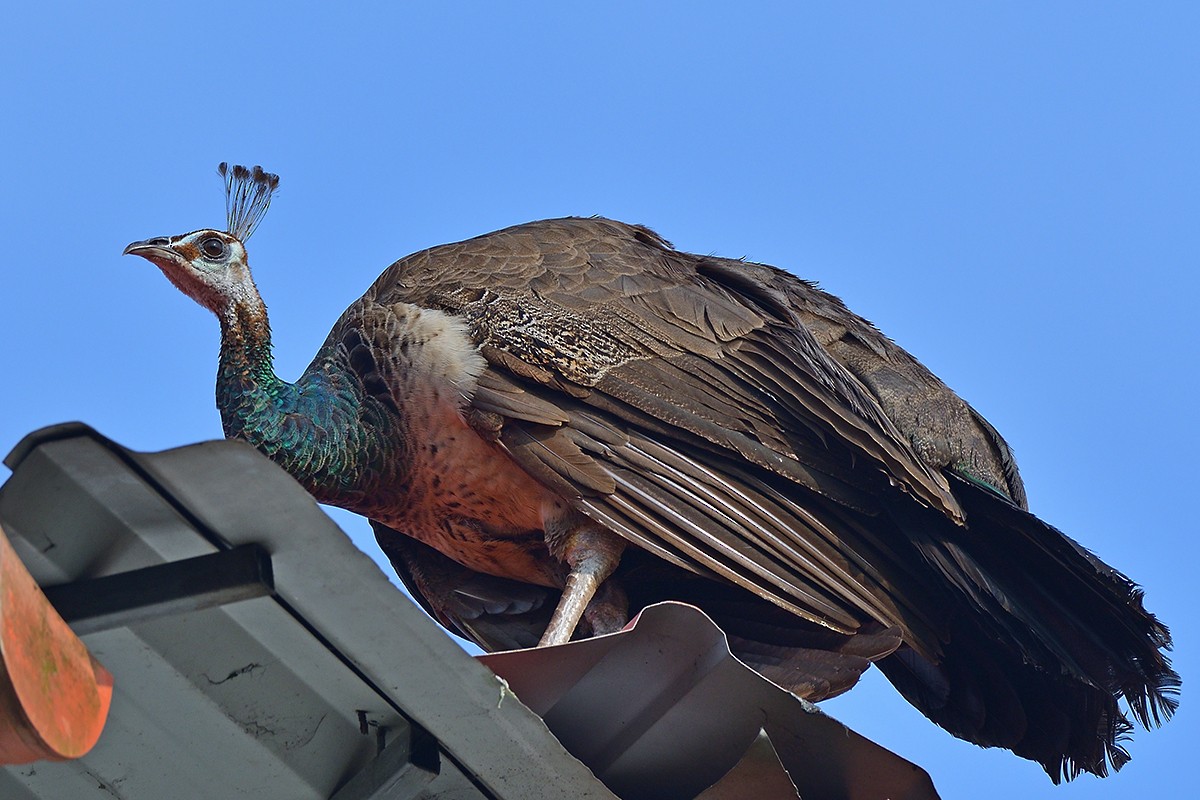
{"left": 0, "top": 523, "right": 112, "bottom": 764}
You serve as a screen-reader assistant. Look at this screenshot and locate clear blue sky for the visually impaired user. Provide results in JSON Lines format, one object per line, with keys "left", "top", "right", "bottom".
{"left": 1, "top": 3, "right": 1194, "bottom": 797}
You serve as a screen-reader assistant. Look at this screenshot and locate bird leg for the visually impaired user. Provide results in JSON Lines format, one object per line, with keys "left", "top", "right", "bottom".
{"left": 539, "top": 507, "right": 627, "bottom": 646}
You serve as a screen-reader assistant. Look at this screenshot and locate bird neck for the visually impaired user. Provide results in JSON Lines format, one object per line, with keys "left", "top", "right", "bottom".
{"left": 216, "top": 297, "right": 287, "bottom": 426}
{"left": 214, "top": 298, "right": 318, "bottom": 480}
{"left": 216, "top": 298, "right": 299, "bottom": 460}
{"left": 213, "top": 295, "right": 381, "bottom": 506}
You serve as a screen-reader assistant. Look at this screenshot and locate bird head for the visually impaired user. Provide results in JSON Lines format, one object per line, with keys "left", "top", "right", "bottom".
{"left": 124, "top": 163, "right": 279, "bottom": 316}
{"left": 124, "top": 229, "right": 256, "bottom": 315}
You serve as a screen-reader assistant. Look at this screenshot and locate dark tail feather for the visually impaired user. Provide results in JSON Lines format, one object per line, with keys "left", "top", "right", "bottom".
{"left": 879, "top": 630, "right": 1138, "bottom": 782}
{"left": 880, "top": 474, "right": 1178, "bottom": 781}
{"left": 617, "top": 554, "right": 903, "bottom": 701}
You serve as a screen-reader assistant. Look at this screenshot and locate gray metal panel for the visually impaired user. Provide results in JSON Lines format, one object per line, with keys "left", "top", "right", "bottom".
{"left": 127, "top": 435, "right": 615, "bottom": 800}
{"left": 482, "top": 602, "right": 939, "bottom": 800}
{"left": 0, "top": 425, "right": 614, "bottom": 800}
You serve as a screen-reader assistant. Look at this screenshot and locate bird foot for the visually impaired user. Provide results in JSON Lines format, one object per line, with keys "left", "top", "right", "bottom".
{"left": 582, "top": 579, "right": 629, "bottom": 637}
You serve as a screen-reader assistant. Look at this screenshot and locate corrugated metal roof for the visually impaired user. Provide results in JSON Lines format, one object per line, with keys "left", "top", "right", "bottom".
{"left": 0, "top": 424, "right": 939, "bottom": 799}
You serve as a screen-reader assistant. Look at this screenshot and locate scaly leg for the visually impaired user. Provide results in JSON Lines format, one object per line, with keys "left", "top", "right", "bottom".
{"left": 539, "top": 505, "right": 627, "bottom": 646}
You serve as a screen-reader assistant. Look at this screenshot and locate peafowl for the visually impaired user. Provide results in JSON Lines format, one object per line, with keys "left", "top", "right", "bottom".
{"left": 125, "top": 164, "right": 1176, "bottom": 783}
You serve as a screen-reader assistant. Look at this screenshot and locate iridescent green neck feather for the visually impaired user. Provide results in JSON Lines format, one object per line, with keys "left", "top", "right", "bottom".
{"left": 214, "top": 298, "right": 399, "bottom": 508}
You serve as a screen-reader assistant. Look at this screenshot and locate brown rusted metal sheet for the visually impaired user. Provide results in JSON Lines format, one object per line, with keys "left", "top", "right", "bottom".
{"left": 0, "top": 523, "right": 112, "bottom": 764}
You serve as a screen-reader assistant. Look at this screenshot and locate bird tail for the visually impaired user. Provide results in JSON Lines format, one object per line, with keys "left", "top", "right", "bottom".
{"left": 878, "top": 473, "right": 1178, "bottom": 782}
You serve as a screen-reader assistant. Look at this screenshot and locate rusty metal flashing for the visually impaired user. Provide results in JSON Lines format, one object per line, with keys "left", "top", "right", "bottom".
{"left": 0, "top": 524, "right": 112, "bottom": 764}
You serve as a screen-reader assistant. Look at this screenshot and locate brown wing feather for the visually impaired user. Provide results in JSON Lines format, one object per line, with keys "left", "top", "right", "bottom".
{"left": 694, "top": 255, "right": 1028, "bottom": 506}
{"left": 365, "top": 217, "right": 963, "bottom": 640}
{"left": 372, "top": 218, "right": 957, "bottom": 511}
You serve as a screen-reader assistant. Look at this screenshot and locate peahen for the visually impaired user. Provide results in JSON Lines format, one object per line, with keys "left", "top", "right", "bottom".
{"left": 125, "top": 164, "right": 1176, "bottom": 782}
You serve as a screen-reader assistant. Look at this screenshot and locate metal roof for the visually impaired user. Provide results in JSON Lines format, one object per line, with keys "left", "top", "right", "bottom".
{"left": 0, "top": 424, "right": 939, "bottom": 799}
{"left": 482, "top": 603, "right": 938, "bottom": 800}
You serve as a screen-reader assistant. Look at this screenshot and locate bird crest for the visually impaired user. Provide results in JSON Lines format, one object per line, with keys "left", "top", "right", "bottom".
{"left": 218, "top": 162, "right": 280, "bottom": 241}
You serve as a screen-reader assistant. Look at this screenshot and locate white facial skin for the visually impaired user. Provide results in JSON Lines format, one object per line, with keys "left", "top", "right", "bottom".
{"left": 124, "top": 229, "right": 260, "bottom": 317}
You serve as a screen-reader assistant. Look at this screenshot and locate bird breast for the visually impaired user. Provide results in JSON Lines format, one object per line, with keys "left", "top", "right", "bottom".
{"left": 379, "top": 396, "right": 564, "bottom": 587}
{"left": 356, "top": 301, "right": 565, "bottom": 588}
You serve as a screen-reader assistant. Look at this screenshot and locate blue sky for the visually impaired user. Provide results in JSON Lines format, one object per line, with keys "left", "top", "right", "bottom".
{"left": 1, "top": 3, "right": 1195, "bottom": 796}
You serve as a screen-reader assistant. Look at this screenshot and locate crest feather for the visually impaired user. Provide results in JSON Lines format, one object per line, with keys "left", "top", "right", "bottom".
{"left": 217, "top": 162, "right": 280, "bottom": 241}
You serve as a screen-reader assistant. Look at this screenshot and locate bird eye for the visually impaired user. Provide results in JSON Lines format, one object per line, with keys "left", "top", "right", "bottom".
{"left": 200, "top": 237, "right": 227, "bottom": 259}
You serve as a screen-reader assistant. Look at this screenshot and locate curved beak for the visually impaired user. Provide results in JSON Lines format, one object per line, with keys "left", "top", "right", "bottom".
{"left": 123, "top": 237, "right": 177, "bottom": 264}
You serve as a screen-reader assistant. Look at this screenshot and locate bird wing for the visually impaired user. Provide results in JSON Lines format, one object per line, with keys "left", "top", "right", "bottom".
{"left": 370, "top": 520, "right": 554, "bottom": 651}
{"left": 367, "top": 217, "right": 962, "bottom": 635}
{"left": 692, "top": 254, "right": 1029, "bottom": 508}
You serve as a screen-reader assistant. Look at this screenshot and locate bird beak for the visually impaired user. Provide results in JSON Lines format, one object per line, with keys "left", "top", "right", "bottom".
{"left": 123, "top": 237, "right": 178, "bottom": 265}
